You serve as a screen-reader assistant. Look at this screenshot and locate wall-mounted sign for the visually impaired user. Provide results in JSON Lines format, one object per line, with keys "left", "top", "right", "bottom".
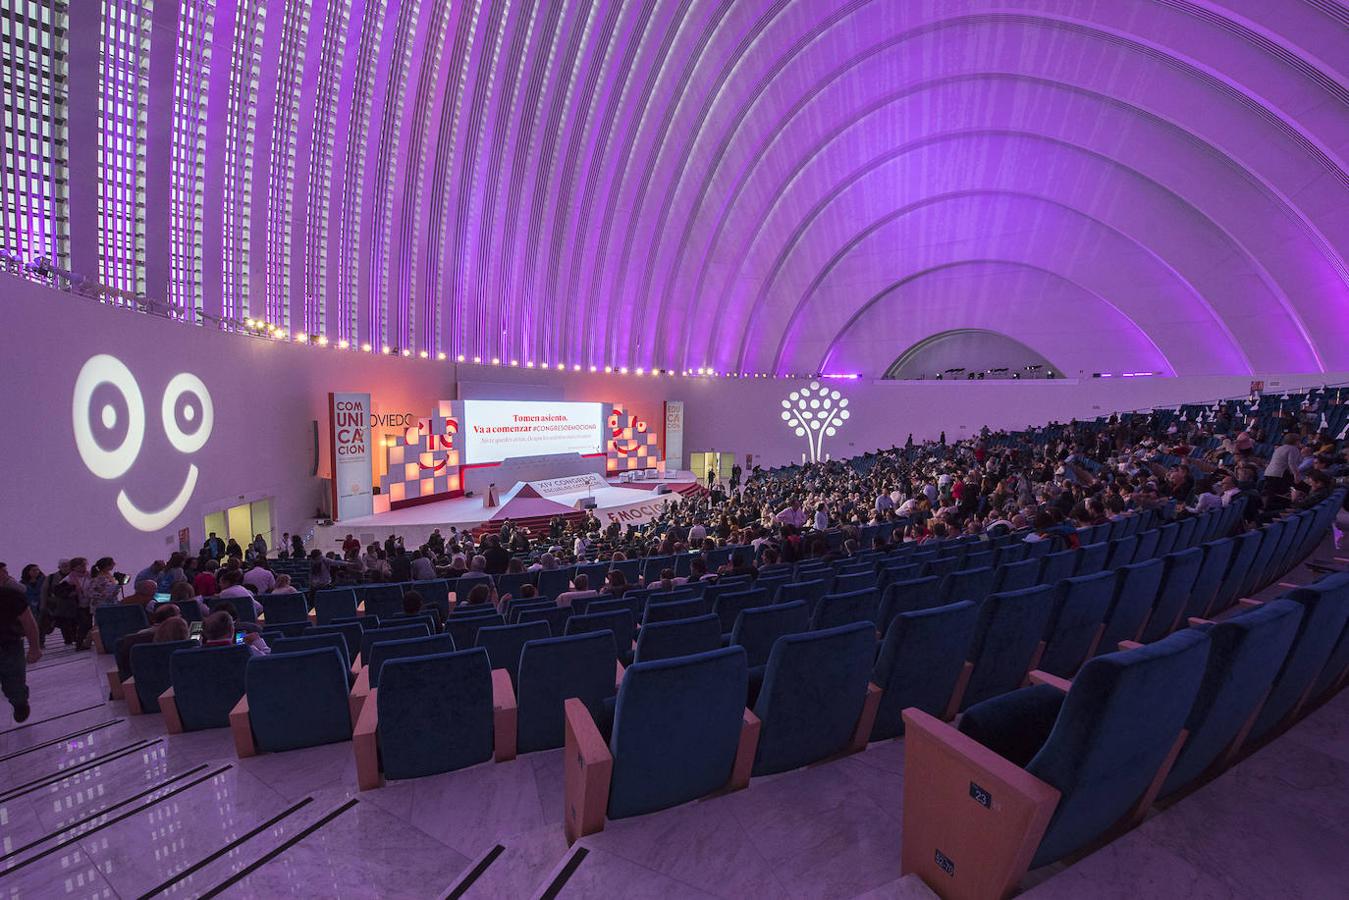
{"left": 329, "top": 392, "right": 374, "bottom": 520}
{"left": 781, "top": 382, "right": 849, "bottom": 463}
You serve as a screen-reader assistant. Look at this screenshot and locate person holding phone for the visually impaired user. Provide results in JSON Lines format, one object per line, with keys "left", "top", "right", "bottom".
{"left": 1, "top": 583, "right": 42, "bottom": 722}
{"left": 200, "top": 611, "right": 269, "bottom": 657}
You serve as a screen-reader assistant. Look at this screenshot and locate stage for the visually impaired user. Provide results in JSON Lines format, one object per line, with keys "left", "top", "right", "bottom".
{"left": 312, "top": 470, "right": 705, "bottom": 550}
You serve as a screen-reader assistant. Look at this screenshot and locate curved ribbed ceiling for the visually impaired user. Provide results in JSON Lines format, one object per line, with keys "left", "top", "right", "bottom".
{"left": 82, "top": 0, "right": 1349, "bottom": 377}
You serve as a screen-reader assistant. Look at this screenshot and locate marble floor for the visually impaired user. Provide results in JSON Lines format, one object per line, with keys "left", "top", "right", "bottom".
{"left": 1, "top": 552, "right": 1344, "bottom": 898}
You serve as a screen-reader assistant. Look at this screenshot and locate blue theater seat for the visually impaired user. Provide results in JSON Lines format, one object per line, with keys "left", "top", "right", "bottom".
{"left": 517, "top": 605, "right": 573, "bottom": 636}
{"left": 1185, "top": 539, "right": 1234, "bottom": 621}
{"left": 877, "top": 576, "right": 942, "bottom": 635}
{"left": 517, "top": 632, "right": 618, "bottom": 754}
{"left": 810, "top": 588, "right": 880, "bottom": 631}
{"left": 566, "top": 609, "right": 636, "bottom": 665}
{"left": 162, "top": 644, "right": 250, "bottom": 733}
{"left": 1098, "top": 558, "right": 1164, "bottom": 653}
{"left": 832, "top": 571, "right": 878, "bottom": 595}
{"left": 367, "top": 634, "right": 457, "bottom": 688}
{"left": 992, "top": 559, "right": 1041, "bottom": 594}
{"left": 1037, "top": 549, "right": 1077, "bottom": 586}
{"left": 751, "top": 623, "right": 877, "bottom": 776}
{"left": 233, "top": 647, "right": 353, "bottom": 755}
{"left": 1104, "top": 535, "right": 1137, "bottom": 570}
{"left": 729, "top": 600, "right": 811, "bottom": 674}
{"left": 360, "top": 584, "right": 406, "bottom": 620}
{"left": 355, "top": 648, "right": 506, "bottom": 789}
{"left": 310, "top": 622, "right": 363, "bottom": 661}
{"left": 410, "top": 580, "right": 452, "bottom": 620}
{"left": 271, "top": 631, "right": 351, "bottom": 670}
{"left": 1037, "top": 572, "right": 1115, "bottom": 678}
{"left": 775, "top": 579, "right": 830, "bottom": 612}
{"left": 633, "top": 614, "right": 722, "bottom": 664}
{"left": 869, "top": 601, "right": 978, "bottom": 741}
{"left": 476, "top": 621, "right": 550, "bottom": 686}
{"left": 93, "top": 604, "right": 148, "bottom": 655}
{"left": 1074, "top": 542, "right": 1109, "bottom": 576}
{"left": 1159, "top": 600, "right": 1303, "bottom": 797}
{"left": 1211, "top": 531, "right": 1262, "bottom": 614}
{"left": 940, "top": 566, "right": 996, "bottom": 606}
{"left": 445, "top": 612, "right": 504, "bottom": 650}
{"left": 259, "top": 593, "right": 309, "bottom": 625}
{"left": 1139, "top": 548, "right": 1203, "bottom": 642}
{"left": 563, "top": 647, "right": 755, "bottom": 842}
{"left": 125, "top": 639, "right": 196, "bottom": 714}
{"left": 314, "top": 588, "right": 359, "bottom": 624}
{"left": 713, "top": 588, "right": 769, "bottom": 637}
{"left": 1132, "top": 527, "right": 1161, "bottom": 562}
{"left": 642, "top": 597, "right": 707, "bottom": 625}
{"left": 1246, "top": 573, "right": 1349, "bottom": 744}
{"left": 950, "top": 585, "right": 1056, "bottom": 714}
{"left": 359, "top": 623, "right": 433, "bottom": 667}
{"left": 901, "top": 629, "right": 1210, "bottom": 897}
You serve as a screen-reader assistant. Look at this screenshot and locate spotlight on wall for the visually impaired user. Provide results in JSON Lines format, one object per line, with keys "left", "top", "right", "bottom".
{"left": 338, "top": 339, "right": 350, "bottom": 350}
{"left": 436, "top": 351, "right": 446, "bottom": 360}
{"left": 604, "top": 366, "right": 612, "bottom": 373}
{"left": 590, "top": 365, "right": 597, "bottom": 372}
{"left": 491, "top": 357, "right": 500, "bottom": 365}
{"left": 361, "top": 343, "right": 372, "bottom": 352}
{"left": 418, "top": 350, "right": 428, "bottom": 359}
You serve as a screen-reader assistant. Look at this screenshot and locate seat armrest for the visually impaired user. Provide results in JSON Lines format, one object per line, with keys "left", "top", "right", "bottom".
{"left": 229, "top": 696, "right": 256, "bottom": 758}
{"left": 900, "top": 708, "right": 1061, "bottom": 900}
{"left": 349, "top": 667, "right": 371, "bottom": 725}
{"left": 1237, "top": 598, "right": 1263, "bottom": 610}
{"left": 1117, "top": 640, "right": 1144, "bottom": 652}
{"left": 563, "top": 698, "right": 613, "bottom": 845}
{"left": 1186, "top": 617, "right": 1215, "bottom": 628}
{"left": 729, "top": 709, "right": 762, "bottom": 791}
{"left": 354, "top": 687, "right": 382, "bottom": 791}
{"left": 848, "top": 683, "right": 883, "bottom": 753}
{"left": 106, "top": 669, "right": 125, "bottom": 701}
{"left": 615, "top": 660, "right": 625, "bottom": 689}
{"left": 1027, "top": 670, "right": 1072, "bottom": 693}
{"left": 351, "top": 656, "right": 363, "bottom": 675}
{"left": 492, "top": 669, "right": 517, "bottom": 762}
{"left": 942, "top": 660, "right": 975, "bottom": 720}
{"left": 91, "top": 628, "right": 106, "bottom": 654}
{"left": 160, "top": 687, "right": 183, "bottom": 734}
{"left": 123, "top": 677, "right": 143, "bottom": 715}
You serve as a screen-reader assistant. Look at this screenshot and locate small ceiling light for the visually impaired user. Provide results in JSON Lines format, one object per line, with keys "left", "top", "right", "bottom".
{"left": 317, "top": 335, "right": 329, "bottom": 347}
{"left": 436, "top": 351, "right": 446, "bottom": 360}
{"left": 473, "top": 356, "right": 482, "bottom": 363}
{"left": 456, "top": 354, "right": 465, "bottom": 362}
{"left": 418, "top": 350, "right": 428, "bottom": 359}
{"left": 526, "top": 361, "right": 535, "bottom": 368}
{"left": 338, "top": 339, "right": 349, "bottom": 350}
{"left": 619, "top": 366, "right": 628, "bottom": 374}
{"left": 491, "top": 357, "right": 501, "bottom": 365}
{"left": 361, "top": 342, "right": 372, "bottom": 352}
{"left": 556, "top": 362, "right": 565, "bottom": 370}
{"left": 381, "top": 345, "right": 390, "bottom": 354}
{"left": 573, "top": 364, "right": 581, "bottom": 371}
{"left": 589, "top": 365, "right": 597, "bottom": 372}
{"left": 604, "top": 365, "right": 612, "bottom": 373}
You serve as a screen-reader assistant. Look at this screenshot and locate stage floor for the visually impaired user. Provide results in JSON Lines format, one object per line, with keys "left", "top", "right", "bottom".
{"left": 313, "top": 470, "right": 701, "bottom": 548}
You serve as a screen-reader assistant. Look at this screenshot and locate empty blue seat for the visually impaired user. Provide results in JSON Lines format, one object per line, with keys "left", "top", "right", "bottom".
{"left": 165, "top": 644, "right": 250, "bottom": 732}
{"left": 1104, "top": 535, "right": 1137, "bottom": 570}
{"left": 1139, "top": 548, "right": 1203, "bottom": 642}
{"left": 517, "top": 605, "right": 572, "bottom": 636}
{"left": 495, "top": 571, "right": 537, "bottom": 598}
{"left": 1312, "top": 615, "right": 1349, "bottom": 702}
{"left": 127, "top": 639, "right": 197, "bottom": 713}
{"left": 871, "top": 602, "right": 979, "bottom": 741}
{"left": 1210, "top": 530, "right": 1262, "bottom": 614}
{"left": 313, "top": 588, "right": 358, "bottom": 625}
{"left": 238, "top": 647, "right": 351, "bottom": 754}
{"left": 272, "top": 631, "right": 351, "bottom": 671}
{"left": 1174, "top": 516, "right": 1199, "bottom": 551}
{"left": 1185, "top": 539, "right": 1235, "bottom": 621}
{"left": 504, "top": 598, "right": 555, "bottom": 623}
{"left": 359, "top": 623, "right": 433, "bottom": 666}
{"left": 1239, "top": 520, "right": 1286, "bottom": 597}
{"left": 713, "top": 588, "right": 769, "bottom": 636}
{"left": 1037, "top": 549, "right": 1077, "bottom": 586}
{"left": 445, "top": 612, "right": 504, "bottom": 650}
{"left": 1160, "top": 600, "right": 1304, "bottom": 797}
{"left": 260, "top": 594, "right": 309, "bottom": 626}
{"left": 371, "top": 649, "right": 495, "bottom": 782}
{"left": 903, "top": 628, "right": 1210, "bottom": 894}
{"left": 1247, "top": 573, "right": 1349, "bottom": 743}
{"left": 565, "top": 647, "right": 750, "bottom": 840}
{"left": 1133, "top": 528, "right": 1161, "bottom": 562}
{"left": 1153, "top": 522, "right": 1180, "bottom": 557}
{"left": 642, "top": 597, "right": 706, "bottom": 625}
{"left": 537, "top": 568, "right": 573, "bottom": 598}
{"left": 1098, "top": 559, "right": 1164, "bottom": 653}
{"left": 518, "top": 632, "right": 618, "bottom": 753}
{"left": 993, "top": 559, "right": 1040, "bottom": 594}
{"left": 476, "top": 621, "right": 550, "bottom": 686}
{"left": 1038, "top": 572, "right": 1115, "bottom": 677}
{"left": 310, "top": 622, "right": 362, "bottom": 661}
{"left": 755, "top": 574, "right": 791, "bottom": 603}
{"left": 832, "top": 571, "right": 878, "bottom": 595}
{"left": 877, "top": 576, "right": 942, "bottom": 635}
{"left": 566, "top": 609, "right": 636, "bottom": 664}
{"left": 775, "top": 579, "right": 830, "bottom": 611}
{"left": 810, "top": 588, "right": 879, "bottom": 631}
{"left": 992, "top": 543, "right": 1028, "bottom": 566}
{"left": 1074, "top": 542, "right": 1109, "bottom": 577}
{"left": 955, "top": 585, "right": 1056, "bottom": 712}
{"left": 752, "top": 623, "right": 876, "bottom": 776}
{"left": 729, "top": 600, "right": 812, "bottom": 672}
{"left": 921, "top": 557, "right": 961, "bottom": 579}
{"left": 361, "top": 584, "right": 405, "bottom": 620}
{"left": 940, "top": 566, "right": 995, "bottom": 605}
{"left": 368, "top": 634, "right": 457, "bottom": 688}
{"left": 94, "top": 604, "right": 148, "bottom": 655}
{"left": 634, "top": 614, "right": 722, "bottom": 664}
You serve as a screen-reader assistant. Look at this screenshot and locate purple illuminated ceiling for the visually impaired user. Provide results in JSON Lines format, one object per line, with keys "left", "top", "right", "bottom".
{"left": 66, "top": 1, "right": 1349, "bottom": 377}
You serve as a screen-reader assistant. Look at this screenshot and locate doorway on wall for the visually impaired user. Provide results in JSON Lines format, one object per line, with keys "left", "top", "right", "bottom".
{"left": 689, "top": 452, "right": 736, "bottom": 486}
{"left": 203, "top": 498, "right": 273, "bottom": 555}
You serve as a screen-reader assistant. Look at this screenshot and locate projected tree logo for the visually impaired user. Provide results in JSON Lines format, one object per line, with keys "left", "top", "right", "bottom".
{"left": 781, "top": 382, "right": 850, "bottom": 463}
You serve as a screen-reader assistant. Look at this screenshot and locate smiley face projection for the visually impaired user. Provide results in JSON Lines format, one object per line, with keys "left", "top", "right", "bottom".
{"left": 72, "top": 354, "right": 214, "bottom": 531}
{"left": 780, "top": 381, "right": 849, "bottom": 463}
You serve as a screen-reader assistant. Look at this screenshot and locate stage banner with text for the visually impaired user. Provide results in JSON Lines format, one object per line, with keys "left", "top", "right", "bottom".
{"left": 663, "top": 400, "right": 684, "bottom": 470}
{"left": 330, "top": 392, "right": 374, "bottom": 520}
